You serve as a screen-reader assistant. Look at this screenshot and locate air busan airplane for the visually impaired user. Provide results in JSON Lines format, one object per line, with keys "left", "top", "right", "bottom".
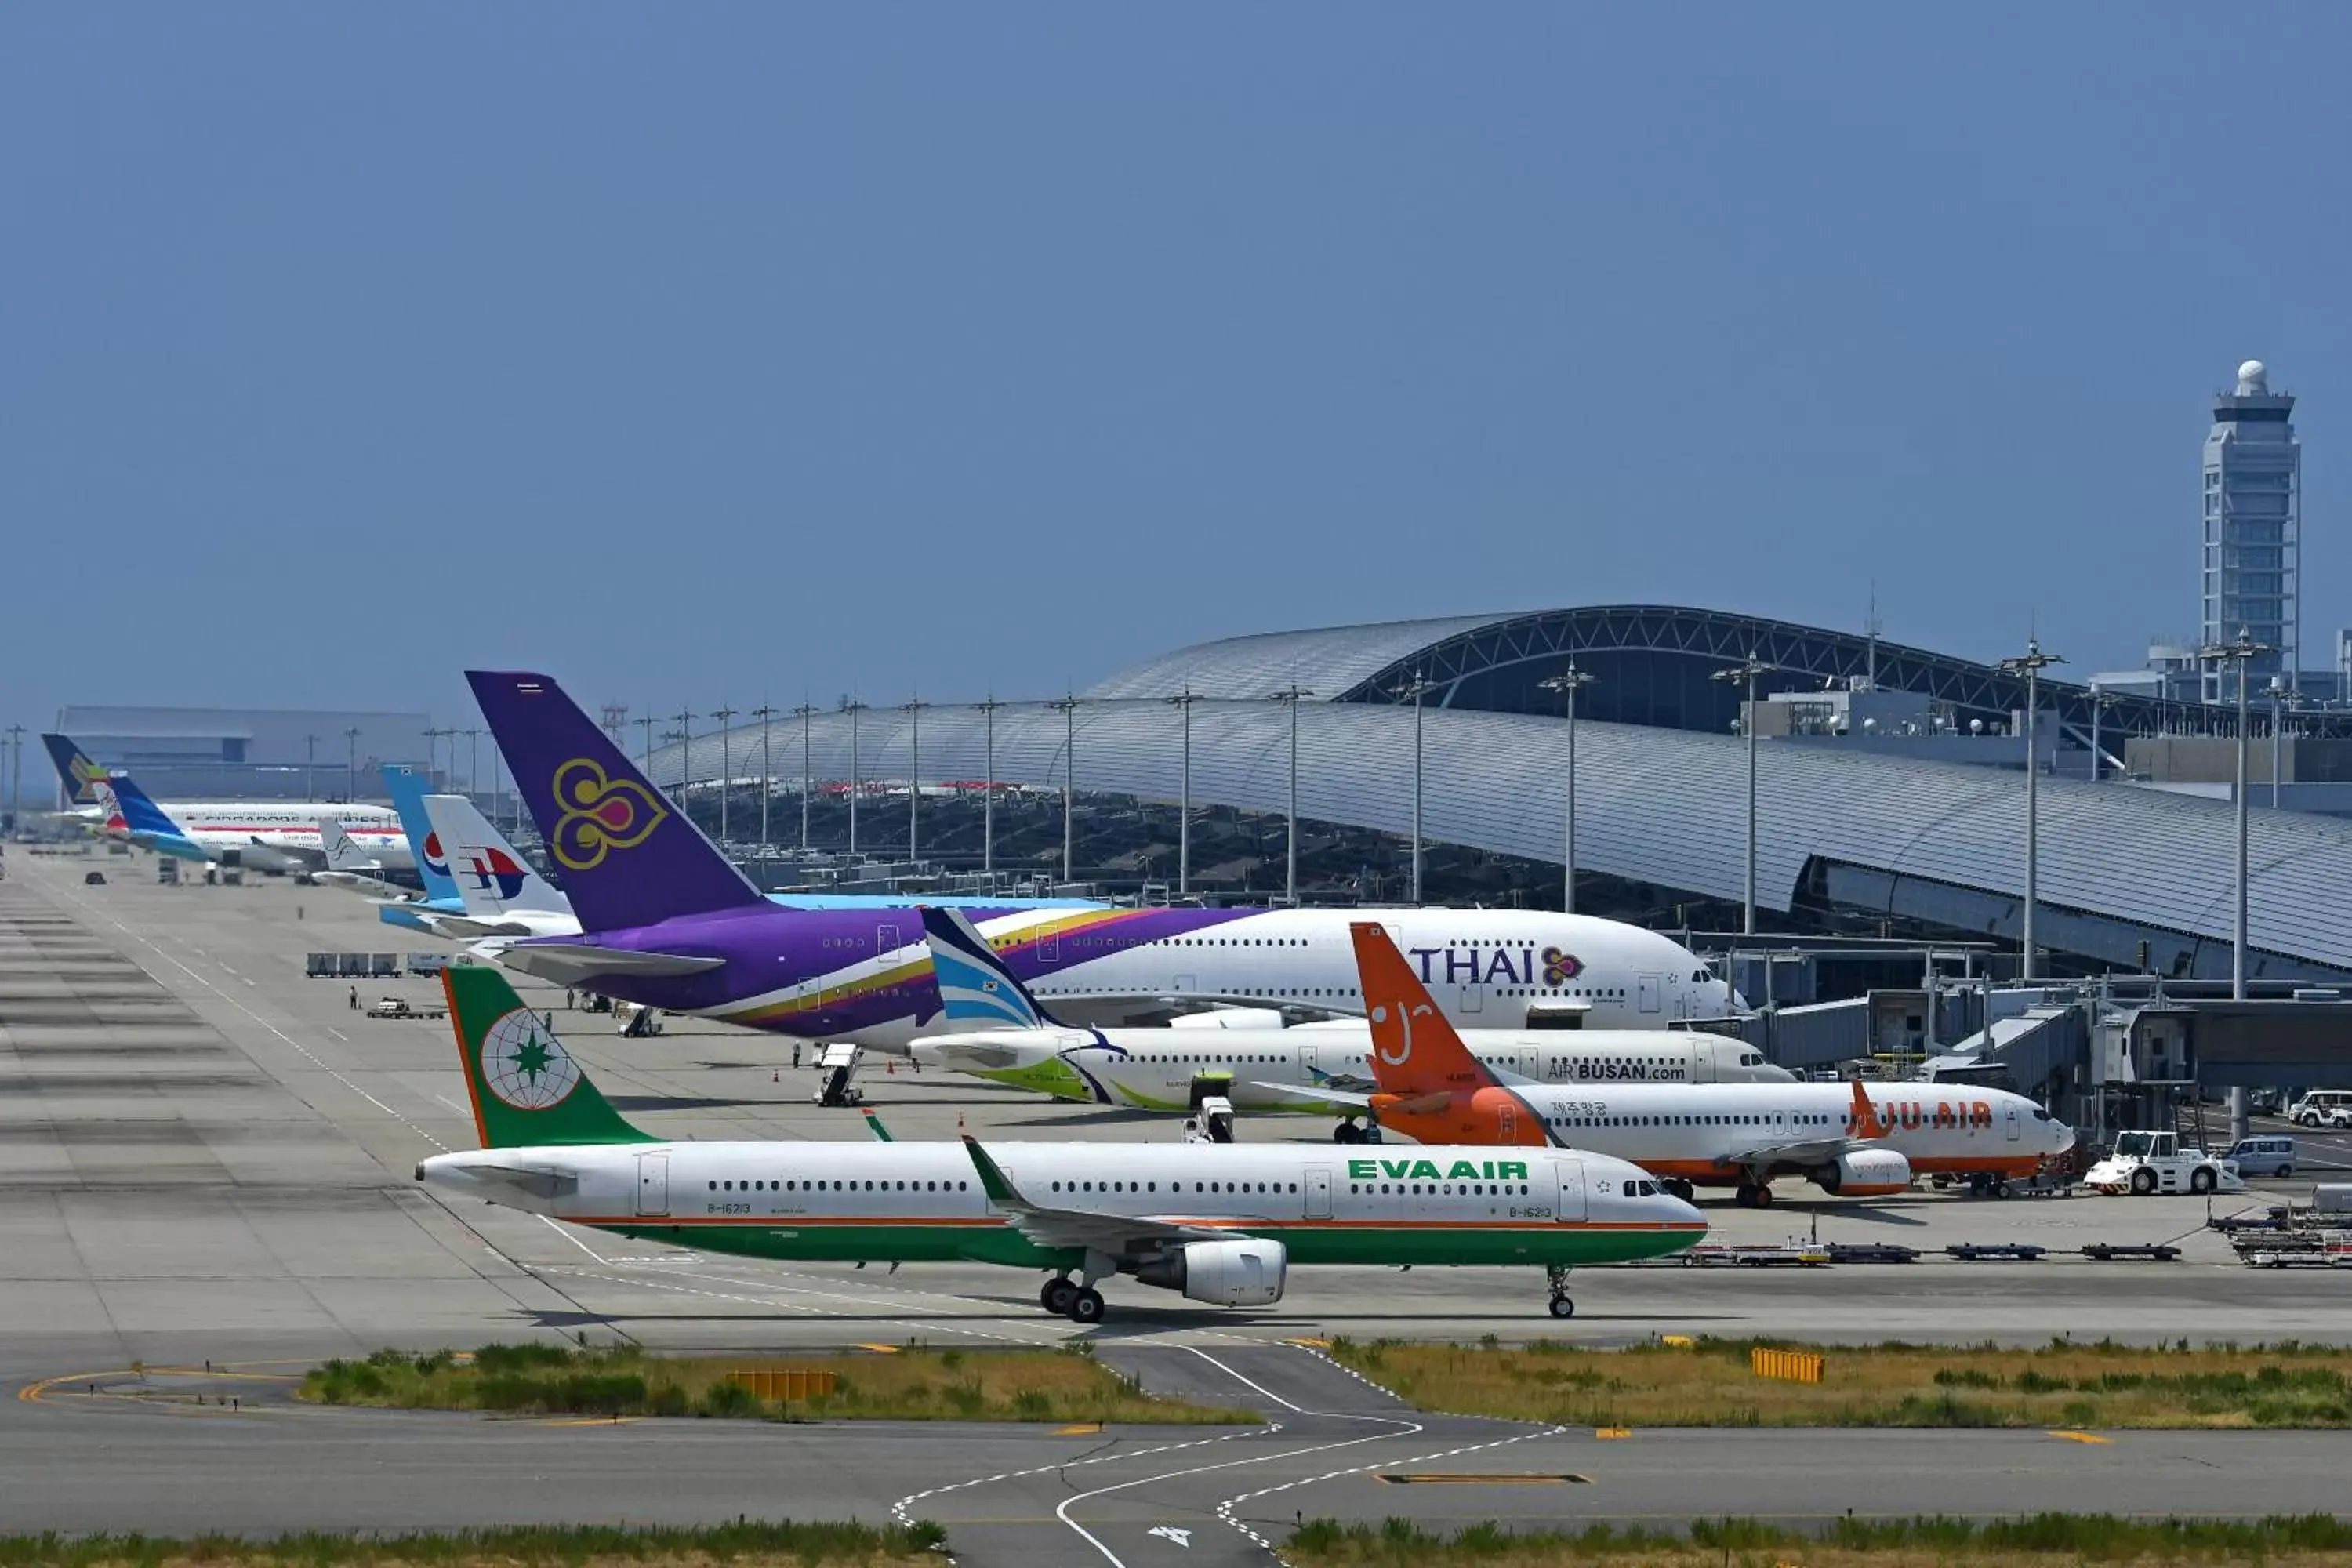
{"left": 913, "top": 906, "right": 1788, "bottom": 1127}
{"left": 466, "top": 670, "right": 1740, "bottom": 1052}
{"left": 1329, "top": 923, "right": 2077, "bottom": 1206}
{"left": 416, "top": 965, "right": 1704, "bottom": 1321}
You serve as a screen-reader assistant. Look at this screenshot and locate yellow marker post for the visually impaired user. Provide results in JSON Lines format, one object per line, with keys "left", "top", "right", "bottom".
{"left": 1594, "top": 1427, "right": 1632, "bottom": 1439}
{"left": 1750, "top": 1347, "right": 1824, "bottom": 1384}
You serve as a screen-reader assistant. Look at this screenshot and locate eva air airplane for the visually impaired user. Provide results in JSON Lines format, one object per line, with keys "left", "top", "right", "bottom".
{"left": 913, "top": 906, "right": 1788, "bottom": 1131}
{"left": 419, "top": 968, "right": 1707, "bottom": 1322}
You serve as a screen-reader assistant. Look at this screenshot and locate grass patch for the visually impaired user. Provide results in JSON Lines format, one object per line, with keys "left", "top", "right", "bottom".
{"left": 1321, "top": 1335, "right": 2352, "bottom": 1428}
{"left": 1286, "top": 1513, "right": 2352, "bottom": 1566}
{"left": 299, "top": 1342, "right": 1254, "bottom": 1425}
{"left": 0, "top": 1521, "right": 944, "bottom": 1567}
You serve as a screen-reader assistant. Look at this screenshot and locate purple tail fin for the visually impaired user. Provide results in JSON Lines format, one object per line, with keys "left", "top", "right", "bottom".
{"left": 465, "top": 671, "right": 763, "bottom": 931}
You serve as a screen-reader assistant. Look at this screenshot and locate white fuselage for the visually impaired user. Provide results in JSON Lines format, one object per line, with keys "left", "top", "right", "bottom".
{"left": 800, "top": 906, "right": 1740, "bottom": 1051}
{"left": 916, "top": 1024, "right": 1789, "bottom": 1112}
{"left": 98, "top": 801, "right": 410, "bottom": 870}
{"left": 1506, "top": 1080, "right": 2074, "bottom": 1188}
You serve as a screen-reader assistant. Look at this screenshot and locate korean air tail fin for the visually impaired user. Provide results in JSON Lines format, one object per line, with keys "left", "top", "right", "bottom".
{"left": 42, "top": 734, "right": 109, "bottom": 805}
{"left": 1348, "top": 922, "right": 1504, "bottom": 1098}
{"left": 422, "top": 794, "right": 572, "bottom": 918}
{"left": 465, "top": 672, "right": 763, "bottom": 931}
{"left": 918, "top": 905, "right": 1060, "bottom": 1029}
{"left": 107, "top": 772, "right": 187, "bottom": 841}
{"left": 382, "top": 765, "right": 463, "bottom": 906}
{"left": 442, "top": 967, "right": 653, "bottom": 1149}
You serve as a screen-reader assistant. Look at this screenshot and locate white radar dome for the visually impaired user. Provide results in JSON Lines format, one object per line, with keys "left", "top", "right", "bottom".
{"left": 2237, "top": 360, "right": 2268, "bottom": 393}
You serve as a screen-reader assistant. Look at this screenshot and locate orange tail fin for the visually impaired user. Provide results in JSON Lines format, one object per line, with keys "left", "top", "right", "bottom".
{"left": 1349, "top": 923, "right": 1501, "bottom": 1097}
{"left": 1850, "top": 1078, "right": 1893, "bottom": 1140}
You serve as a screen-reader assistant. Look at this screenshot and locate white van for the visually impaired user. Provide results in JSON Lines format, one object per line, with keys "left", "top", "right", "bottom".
{"left": 2288, "top": 1091, "right": 2352, "bottom": 1129}
{"left": 2224, "top": 1134, "right": 2297, "bottom": 1179}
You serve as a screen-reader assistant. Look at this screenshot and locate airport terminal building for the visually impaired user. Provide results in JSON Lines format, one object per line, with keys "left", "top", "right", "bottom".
{"left": 652, "top": 605, "right": 2352, "bottom": 988}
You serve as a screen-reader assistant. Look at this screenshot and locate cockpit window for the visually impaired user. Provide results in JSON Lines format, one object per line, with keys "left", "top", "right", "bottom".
{"left": 2031, "top": 1109, "right": 2051, "bottom": 1122}
{"left": 1638, "top": 1180, "right": 1659, "bottom": 1196}
{"left": 1622, "top": 1180, "right": 1639, "bottom": 1196}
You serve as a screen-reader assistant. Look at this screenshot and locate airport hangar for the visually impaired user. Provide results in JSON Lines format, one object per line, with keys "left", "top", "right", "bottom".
{"left": 649, "top": 605, "right": 2352, "bottom": 1085}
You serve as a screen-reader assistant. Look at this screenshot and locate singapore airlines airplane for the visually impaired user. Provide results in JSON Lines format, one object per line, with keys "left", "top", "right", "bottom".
{"left": 913, "top": 906, "right": 1788, "bottom": 1131}
{"left": 417, "top": 966, "right": 1705, "bottom": 1322}
{"left": 1324, "top": 923, "right": 2077, "bottom": 1207}
{"left": 103, "top": 771, "right": 408, "bottom": 874}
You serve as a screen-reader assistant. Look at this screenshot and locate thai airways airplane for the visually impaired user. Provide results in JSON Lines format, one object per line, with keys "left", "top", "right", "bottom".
{"left": 416, "top": 965, "right": 1704, "bottom": 1321}
{"left": 464, "top": 670, "right": 1742, "bottom": 1051}
{"left": 912, "top": 906, "right": 1788, "bottom": 1127}
{"left": 1333, "top": 923, "right": 2076, "bottom": 1206}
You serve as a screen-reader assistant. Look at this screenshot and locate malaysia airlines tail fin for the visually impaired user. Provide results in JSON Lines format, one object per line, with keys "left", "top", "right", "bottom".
{"left": 423, "top": 794, "right": 572, "bottom": 920}
{"left": 1349, "top": 921, "right": 1504, "bottom": 1099}
{"left": 443, "top": 965, "right": 654, "bottom": 1149}
{"left": 382, "top": 764, "right": 463, "bottom": 906}
{"left": 42, "top": 734, "right": 110, "bottom": 805}
{"left": 919, "top": 905, "right": 1062, "bottom": 1029}
{"left": 465, "top": 671, "right": 763, "bottom": 931}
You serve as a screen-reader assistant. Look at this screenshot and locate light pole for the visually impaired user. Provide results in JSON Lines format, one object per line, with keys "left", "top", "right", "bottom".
{"left": 635, "top": 717, "right": 656, "bottom": 779}
{"left": 1388, "top": 673, "right": 1438, "bottom": 902}
{"left": 843, "top": 701, "right": 868, "bottom": 857}
{"left": 2204, "top": 627, "right": 2272, "bottom": 1150}
{"left": 751, "top": 705, "right": 775, "bottom": 857}
{"left": 2201, "top": 629, "right": 2270, "bottom": 1001}
{"left": 2089, "top": 689, "right": 2116, "bottom": 783}
{"left": 4, "top": 724, "right": 23, "bottom": 829}
{"left": 900, "top": 698, "right": 929, "bottom": 863}
{"left": 975, "top": 698, "right": 1005, "bottom": 880}
{"left": 1164, "top": 689, "right": 1202, "bottom": 896}
{"left": 792, "top": 704, "right": 820, "bottom": 852}
{"left": 343, "top": 727, "right": 361, "bottom": 802}
{"left": 710, "top": 705, "right": 738, "bottom": 846}
{"left": 464, "top": 727, "right": 483, "bottom": 804}
{"left": 1994, "top": 640, "right": 2064, "bottom": 979}
{"left": 1266, "top": 686, "right": 1312, "bottom": 903}
{"left": 307, "top": 733, "right": 322, "bottom": 799}
{"left": 1048, "top": 695, "right": 1080, "bottom": 884}
{"left": 1709, "top": 655, "right": 1774, "bottom": 935}
{"left": 2269, "top": 677, "right": 2285, "bottom": 809}
{"left": 669, "top": 708, "right": 696, "bottom": 808}
{"left": 1537, "top": 662, "right": 1596, "bottom": 914}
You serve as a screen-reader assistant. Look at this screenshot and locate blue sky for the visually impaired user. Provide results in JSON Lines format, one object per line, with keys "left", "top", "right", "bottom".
{"left": 5, "top": 7, "right": 2347, "bottom": 726}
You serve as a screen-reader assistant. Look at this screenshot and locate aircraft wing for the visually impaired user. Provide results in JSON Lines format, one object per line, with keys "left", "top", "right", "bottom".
{"left": 1723, "top": 1135, "right": 1860, "bottom": 1171}
{"left": 961, "top": 1137, "right": 1235, "bottom": 1255}
{"left": 493, "top": 942, "right": 725, "bottom": 985}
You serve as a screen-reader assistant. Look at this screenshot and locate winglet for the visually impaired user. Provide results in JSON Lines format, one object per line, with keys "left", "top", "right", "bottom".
{"left": 1348, "top": 922, "right": 1499, "bottom": 1097}
{"left": 1849, "top": 1079, "right": 1893, "bottom": 1140}
{"left": 961, "top": 1135, "right": 1023, "bottom": 1206}
{"left": 861, "top": 1107, "right": 895, "bottom": 1142}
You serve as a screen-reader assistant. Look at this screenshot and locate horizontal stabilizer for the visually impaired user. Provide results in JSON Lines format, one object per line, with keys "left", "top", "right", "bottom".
{"left": 495, "top": 942, "right": 724, "bottom": 985}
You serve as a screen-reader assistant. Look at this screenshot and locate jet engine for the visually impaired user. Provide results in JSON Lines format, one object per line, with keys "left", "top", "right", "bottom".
{"left": 1815, "top": 1148, "right": 1914, "bottom": 1196}
{"left": 1133, "top": 1239, "right": 1287, "bottom": 1305}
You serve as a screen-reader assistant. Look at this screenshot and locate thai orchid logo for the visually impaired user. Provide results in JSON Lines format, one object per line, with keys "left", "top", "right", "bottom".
{"left": 549, "top": 757, "right": 670, "bottom": 871}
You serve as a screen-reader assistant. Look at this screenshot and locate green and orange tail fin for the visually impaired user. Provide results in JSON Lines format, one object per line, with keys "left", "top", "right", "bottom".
{"left": 442, "top": 967, "right": 655, "bottom": 1148}
{"left": 1348, "top": 922, "right": 1502, "bottom": 1098}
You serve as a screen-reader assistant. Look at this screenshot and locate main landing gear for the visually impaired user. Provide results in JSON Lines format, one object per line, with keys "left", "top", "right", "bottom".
{"left": 1545, "top": 1264, "right": 1574, "bottom": 1319}
{"left": 1040, "top": 1270, "right": 1107, "bottom": 1324}
{"left": 1733, "top": 1181, "right": 1775, "bottom": 1208}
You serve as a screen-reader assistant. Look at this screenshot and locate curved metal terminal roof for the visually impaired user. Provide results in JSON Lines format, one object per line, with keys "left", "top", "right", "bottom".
{"left": 1086, "top": 604, "right": 2347, "bottom": 737}
{"left": 662, "top": 699, "right": 2352, "bottom": 980}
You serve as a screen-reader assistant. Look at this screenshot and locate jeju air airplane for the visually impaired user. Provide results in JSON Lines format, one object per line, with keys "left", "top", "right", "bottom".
{"left": 1327, "top": 923, "right": 2076, "bottom": 1207}
{"left": 416, "top": 965, "right": 1705, "bottom": 1322}
{"left": 912, "top": 905, "right": 1788, "bottom": 1134}
{"left": 463, "top": 670, "right": 1740, "bottom": 1052}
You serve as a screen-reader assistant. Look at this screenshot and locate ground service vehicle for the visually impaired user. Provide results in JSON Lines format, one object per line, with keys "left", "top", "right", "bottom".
{"left": 2225, "top": 1134, "right": 2297, "bottom": 1178}
{"left": 2085, "top": 1131, "right": 2242, "bottom": 1196}
{"left": 2290, "top": 1091, "right": 2352, "bottom": 1128}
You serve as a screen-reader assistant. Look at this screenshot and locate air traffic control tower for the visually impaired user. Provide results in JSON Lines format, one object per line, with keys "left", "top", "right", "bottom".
{"left": 2201, "top": 358, "right": 2300, "bottom": 702}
